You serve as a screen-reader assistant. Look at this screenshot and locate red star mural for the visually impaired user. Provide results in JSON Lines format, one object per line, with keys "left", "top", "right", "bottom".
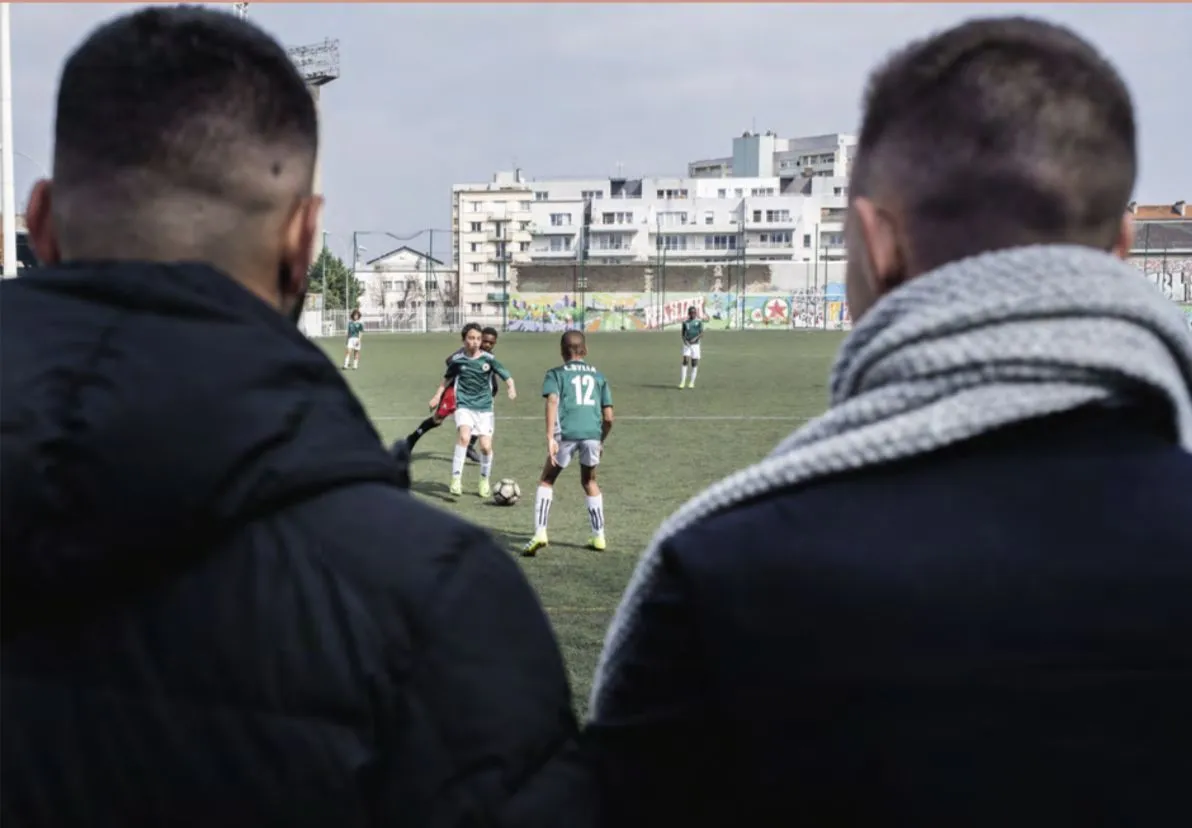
{"left": 767, "top": 298, "right": 788, "bottom": 319}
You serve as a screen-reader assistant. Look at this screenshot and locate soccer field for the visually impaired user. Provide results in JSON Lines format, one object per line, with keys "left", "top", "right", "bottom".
{"left": 319, "top": 329, "right": 845, "bottom": 711}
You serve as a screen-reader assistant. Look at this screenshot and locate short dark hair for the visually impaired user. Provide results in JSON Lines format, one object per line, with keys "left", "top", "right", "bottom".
{"left": 853, "top": 17, "right": 1135, "bottom": 272}
{"left": 481, "top": 327, "right": 500, "bottom": 338}
{"left": 461, "top": 322, "right": 482, "bottom": 339}
{"left": 561, "top": 330, "right": 586, "bottom": 357}
{"left": 53, "top": 6, "right": 318, "bottom": 243}
{"left": 350, "top": 309, "right": 361, "bottom": 320}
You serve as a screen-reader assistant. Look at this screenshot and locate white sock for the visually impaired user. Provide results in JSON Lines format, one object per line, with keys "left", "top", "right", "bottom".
{"left": 586, "top": 494, "right": 605, "bottom": 537}
{"left": 689, "top": 366, "right": 698, "bottom": 384}
{"left": 343, "top": 355, "right": 350, "bottom": 368}
{"left": 451, "top": 444, "right": 467, "bottom": 476}
{"left": 352, "top": 357, "right": 359, "bottom": 368}
{"left": 680, "top": 365, "right": 688, "bottom": 383}
{"left": 534, "top": 485, "right": 553, "bottom": 534}
{"left": 480, "top": 453, "right": 493, "bottom": 479}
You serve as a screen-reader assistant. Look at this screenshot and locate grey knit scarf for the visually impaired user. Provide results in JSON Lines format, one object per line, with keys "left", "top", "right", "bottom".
{"left": 589, "top": 244, "right": 1192, "bottom": 718}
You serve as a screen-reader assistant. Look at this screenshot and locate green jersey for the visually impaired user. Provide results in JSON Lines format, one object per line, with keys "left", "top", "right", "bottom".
{"left": 681, "top": 318, "right": 703, "bottom": 344}
{"left": 347, "top": 321, "right": 364, "bottom": 339}
{"left": 444, "top": 351, "right": 511, "bottom": 412}
{"left": 542, "top": 360, "right": 612, "bottom": 442}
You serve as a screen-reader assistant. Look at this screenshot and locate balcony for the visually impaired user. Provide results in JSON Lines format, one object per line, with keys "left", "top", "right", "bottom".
{"left": 529, "top": 247, "right": 576, "bottom": 259}
{"left": 534, "top": 224, "right": 576, "bottom": 235}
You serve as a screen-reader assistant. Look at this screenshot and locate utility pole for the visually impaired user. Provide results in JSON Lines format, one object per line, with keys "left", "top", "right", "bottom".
{"left": 577, "top": 196, "right": 592, "bottom": 331}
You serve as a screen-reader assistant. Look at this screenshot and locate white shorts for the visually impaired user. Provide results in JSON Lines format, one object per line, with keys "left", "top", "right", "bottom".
{"left": 555, "top": 439, "right": 602, "bottom": 469}
{"left": 682, "top": 342, "right": 702, "bottom": 360}
{"left": 454, "top": 408, "right": 495, "bottom": 437}
{"left": 347, "top": 337, "right": 362, "bottom": 351}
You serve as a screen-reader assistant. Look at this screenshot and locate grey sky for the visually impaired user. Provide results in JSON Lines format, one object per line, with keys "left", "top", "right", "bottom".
{"left": 11, "top": 3, "right": 1191, "bottom": 263}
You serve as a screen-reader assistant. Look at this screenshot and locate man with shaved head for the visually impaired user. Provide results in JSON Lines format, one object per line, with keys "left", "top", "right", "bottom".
{"left": 586, "top": 16, "right": 1192, "bottom": 828}
{"left": 0, "top": 7, "right": 586, "bottom": 826}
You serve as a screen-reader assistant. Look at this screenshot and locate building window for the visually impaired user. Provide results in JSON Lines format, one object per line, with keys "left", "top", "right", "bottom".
{"left": 594, "top": 234, "right": 631, "bottom": 251}
{"left": 704, "top": 212, "right": 714, "bottom": 225}
{"left": 471, "top": 262, "right": 482, "bottom": 272}
{"left": 765, "top": 209, "right": 791, "bottom": 222}
{"left": 657, "top": 211, "right": 688, "bottom": 227}
{"left": 520, "top": 221, "right": 531, "bottom": 230}
{"left": 752, "top": 209, "right": 762, "bottom": 223}
{"left": 469, "top": 201, "right": 484, "bottom": 212}
{"left": 581, "top": 189, "right": 603, "bottom": 200}
{"left": 548, "top": 236, "right": 572, "bottom": 252}
{"left": 601, "top": 211, "right": 633, "bottom": 225}
{"left": 519, "top": 241, "right": 530, "bottom": 252}
{"left": 659, "top": 234, "right": 687, "bottom": 251}
{"left": 655, "top": 188, "right": 689, "bottom": 200}
{"left": 470, "top": 303, "right": 483, "bottom": 313}
{"left": 519, "top": 201, "right": 532, "bottom": 210}
{"left": 534, "top": 191, "right": 549, "bottom": 201}
{"left": 717, "top": 189, "right": 727, "bottom": 198}
{"left": 802, "top": 234, "right": 812, "bottom": 248}
{"left": 469, "top": 242, "right": 479, "bottom": 252}
{"left": 469, "top": 222, "right": 482, "bottom": 232}
{"left": 549, "top": 213, "right": 571, "bottom": 226}
{"left": 705, "top": 234, "right": 737, "bottom": 250}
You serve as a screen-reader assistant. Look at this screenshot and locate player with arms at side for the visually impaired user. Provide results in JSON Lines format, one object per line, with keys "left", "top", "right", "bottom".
{"left": 523, "top": 330, "right": 614, "bottom": 557}
{"left": 678, "top": 305, "right": 704, "bottom": 389}
{"left": 342, "top": 308, "right": 363, "bottom": 370}
{"left": 429, "top": 323, "right": 516, "bottom": 497}
{"left": 406, "top": 326, "right": 500, "bottom": 463}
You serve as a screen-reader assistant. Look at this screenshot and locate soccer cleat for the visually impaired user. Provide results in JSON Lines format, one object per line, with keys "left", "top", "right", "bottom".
{"left": 678, "top": 381, "right": 686, "bottom": 389}
{"left": 522, "top": 533, "right": 549, "bottom": 558}
{"left": 687, "top": 383, "right": 695, "bottom": 390}
{"left": 465, "top": 445, "right": 482, "bottom": 464}
{"left": 588, "top": 535, "right": 607, "bottom": 551}
{"left": 448, "top": 476, "right": 463, "bottom": 496}
{"left": 478, "top": 477, "right": 491, "bottom": 499}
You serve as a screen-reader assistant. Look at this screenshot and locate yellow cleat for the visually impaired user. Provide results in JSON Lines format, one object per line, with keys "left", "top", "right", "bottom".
{"left": 678, "top": 382, "right": 686, "bottom": 390}
{"left": 588, "top": 535, "right": 607, "bottom": 552}
{"left": 522, "top": 534, "right": 549, "bottom": 558}
{"left": 478, "top": 477, "right": 491, "bottom": 499}
{"left": 448, "top": 476, "right": 463, "bottom": 496}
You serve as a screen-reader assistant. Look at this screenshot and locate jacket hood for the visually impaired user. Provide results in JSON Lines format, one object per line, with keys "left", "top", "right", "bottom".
{"left": 1, "top": 262, "right": 406, "bottom": 621}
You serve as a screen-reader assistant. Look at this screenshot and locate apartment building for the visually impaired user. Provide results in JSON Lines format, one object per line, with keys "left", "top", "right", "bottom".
{"left": 687, "top": 130, "right": 857, "bottom": 180}
{"left": 453, "top": 158, "right": 853, "bottom": 317}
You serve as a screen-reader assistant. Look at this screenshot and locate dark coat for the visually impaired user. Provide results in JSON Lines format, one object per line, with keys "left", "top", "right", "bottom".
{"left": 586, "top": 403, "right": 1192, "bottom": 828}
{"left": 1, "top": 263, "right": 586, "bottom": 827}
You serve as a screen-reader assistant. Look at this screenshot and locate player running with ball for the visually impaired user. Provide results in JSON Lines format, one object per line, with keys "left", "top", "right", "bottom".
{"left": 406, "top": 326, "right": 501, "bottom": 463}
{"left": 523, "top": 331, "right": 614, "bottom": 557}
{"left": 678, "top": 305, "right": 704, "bottom": 389}
{"left": 429, "top": 323, "right": 516, "bottom": 497}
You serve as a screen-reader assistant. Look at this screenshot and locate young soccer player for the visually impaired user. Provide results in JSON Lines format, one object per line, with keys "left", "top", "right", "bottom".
{"left": 523, "top": 330, "right": 614, "bottom": 557}
{"left": 428, "top": 323, "right": 516, "bottom": 497}
{"left": 679, "top": 305, "right": 703, "bottom": 389}
{"left": 406, "top": 326, "right": 501, "bottom": 463}
{"left": 342, "top": 308, "right": 363, "bottom": 370}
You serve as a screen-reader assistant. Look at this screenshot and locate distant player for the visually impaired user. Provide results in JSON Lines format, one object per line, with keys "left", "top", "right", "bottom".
{"left": 342, "top": 308, "right": 363, "bottom": 370}
{"left": 428, "top": 323, "right": 516, "bottom": 497}
{"left": 406, "top": 326, "right": 501, "bottom": 463}
{"left": 678, "top": 305, "right": 703, "bottom": 389}
{"left": 523, "top": 330, "right": 614, "bottom": 557}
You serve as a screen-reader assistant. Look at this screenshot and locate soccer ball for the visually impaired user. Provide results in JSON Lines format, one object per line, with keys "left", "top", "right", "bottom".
{"left": 493, "top": 478, "right": 521, "bottom": 506}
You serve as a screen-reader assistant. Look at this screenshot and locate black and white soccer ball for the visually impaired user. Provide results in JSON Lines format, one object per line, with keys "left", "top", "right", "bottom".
{"left": 493, "top": 478, "right": 521, "bottom": 506}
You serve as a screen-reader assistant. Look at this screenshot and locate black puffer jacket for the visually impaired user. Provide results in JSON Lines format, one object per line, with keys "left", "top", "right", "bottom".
{"left": 1, "top": 263, "right": 588, "bottom": 827}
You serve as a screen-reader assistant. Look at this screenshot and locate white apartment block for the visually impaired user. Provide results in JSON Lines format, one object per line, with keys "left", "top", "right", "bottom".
{"left": 452, "top": 134, "right": 856, "bottom": 318}
{"left": 688, "top": 130, "right": 857, "bottom": 180}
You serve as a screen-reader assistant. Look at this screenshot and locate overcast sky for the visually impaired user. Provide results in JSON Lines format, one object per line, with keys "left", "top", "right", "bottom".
{"left": 11, "top": 2, "right": 1191, "bottom": 262}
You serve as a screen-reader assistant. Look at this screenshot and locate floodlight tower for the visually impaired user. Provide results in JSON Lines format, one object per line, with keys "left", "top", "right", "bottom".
{"left": 286, "top": 39, "right": 340, "bottom": 248}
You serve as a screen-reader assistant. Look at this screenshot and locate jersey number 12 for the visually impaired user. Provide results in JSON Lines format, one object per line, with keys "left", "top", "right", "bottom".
{"left": 570, "top": 374, "right": 596, "bottom": 406}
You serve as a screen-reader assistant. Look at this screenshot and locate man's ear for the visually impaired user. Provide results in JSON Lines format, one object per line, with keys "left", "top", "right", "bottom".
{"left": 1110, "top": 210, "right": 1135, "bottom": 260}
{"left": 852, "top": 196, "right": 906, "bottom": 296}
{"left": 280, "top": 194, "right": 322, "bottom": 296}
{"left": 25, "top": 180, "right": 62, "bottom": 266}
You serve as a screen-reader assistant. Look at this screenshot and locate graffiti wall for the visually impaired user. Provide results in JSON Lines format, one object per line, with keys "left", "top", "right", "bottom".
{"left": 506, "top": 288, "right": 852, "bottom": 333}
